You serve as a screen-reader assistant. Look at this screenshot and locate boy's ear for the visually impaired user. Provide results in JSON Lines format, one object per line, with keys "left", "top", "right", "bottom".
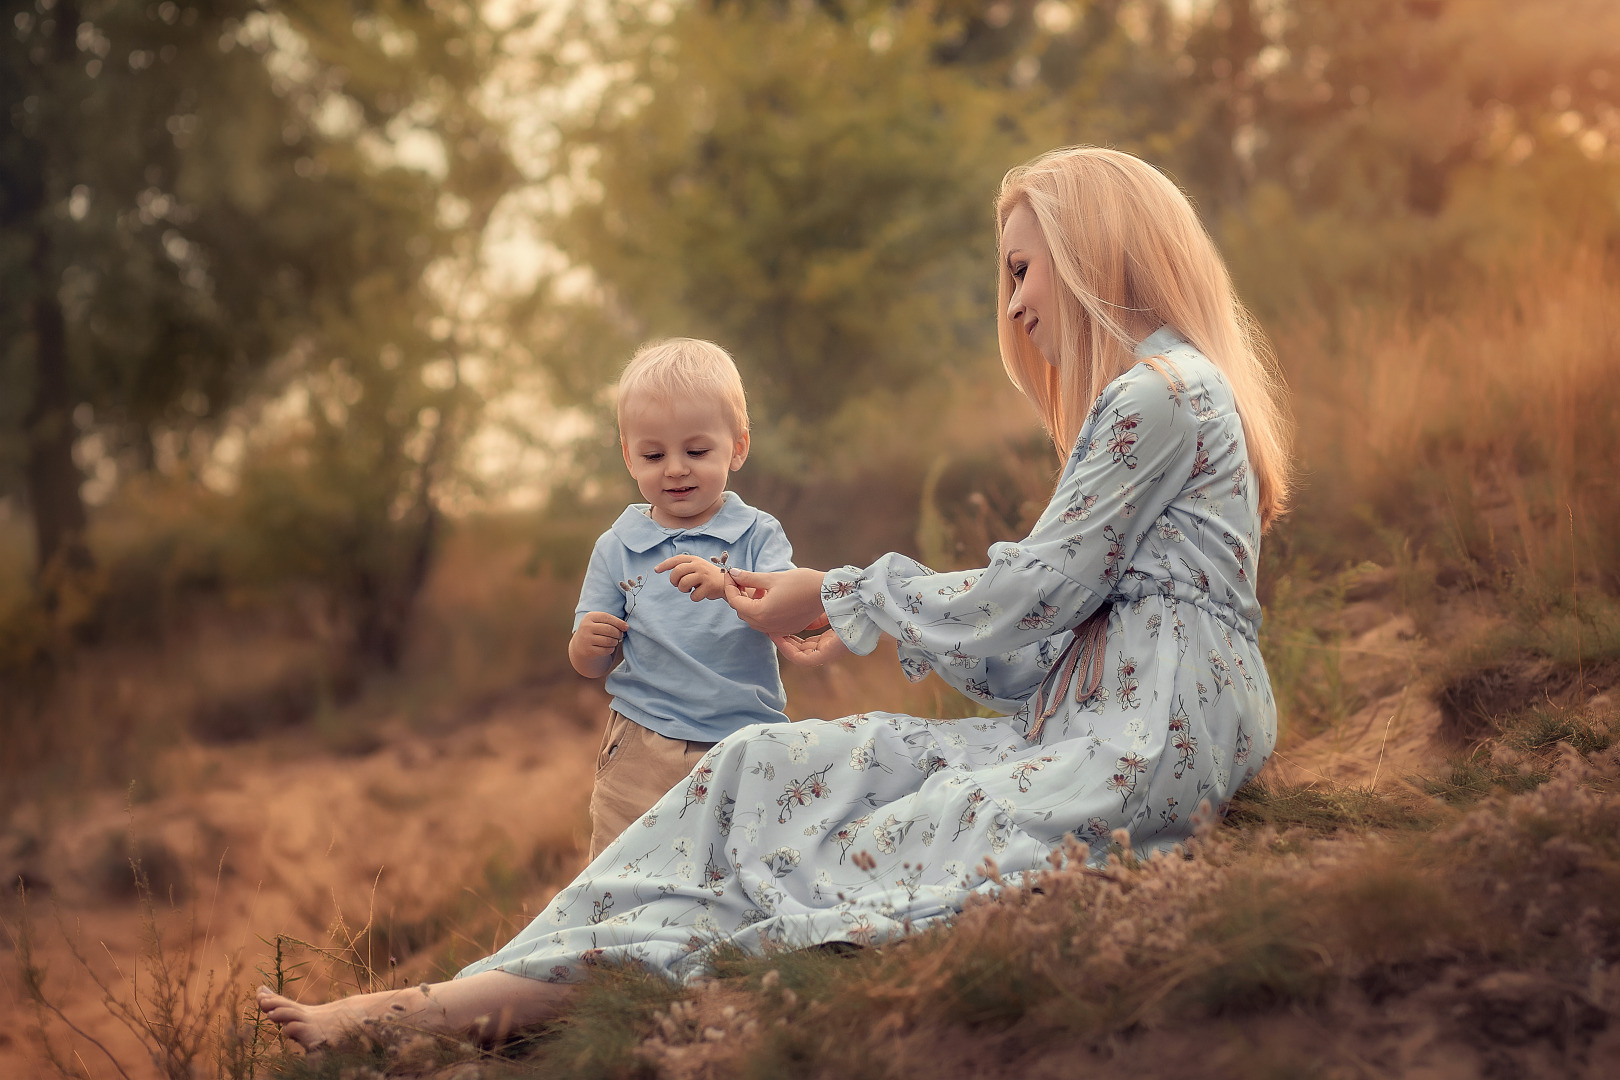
{"left": 730, "top": 429, "right": 751, "bottom": 471}
{"left": 621, "top": 438, "right": 633, "bottom": 470}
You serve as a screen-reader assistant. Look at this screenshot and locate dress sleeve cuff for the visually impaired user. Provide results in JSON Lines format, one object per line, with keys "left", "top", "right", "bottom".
{"left": 897, "top": 643, "right": 934, "bottom": 683}
{"left": 822, "top": 565, "right": 883, "bottom": 656}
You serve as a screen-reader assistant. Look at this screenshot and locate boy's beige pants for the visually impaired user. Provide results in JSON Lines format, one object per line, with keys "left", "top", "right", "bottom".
{"left": 588, "top": 710, "right": 716, "bottom": 861}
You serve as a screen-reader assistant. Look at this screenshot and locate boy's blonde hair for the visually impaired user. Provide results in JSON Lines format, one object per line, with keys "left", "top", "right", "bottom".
{"left": 617, "top": 338, "right": 750, "bottom": 439}
{"left": 995, "top": 147, "right": 1293, "bottom": 528}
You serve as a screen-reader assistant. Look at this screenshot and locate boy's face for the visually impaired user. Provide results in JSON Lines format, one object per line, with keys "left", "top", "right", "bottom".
{"left": 620, "top": 392, "right": 749, "bottom": 529}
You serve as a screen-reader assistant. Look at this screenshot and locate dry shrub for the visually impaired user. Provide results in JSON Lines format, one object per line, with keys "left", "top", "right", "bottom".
{"left": 7, "top": 861, "right": 277, "bottom": 1080}
{"left": 1277, "top": 247, "right": 1620, "bottom": 595}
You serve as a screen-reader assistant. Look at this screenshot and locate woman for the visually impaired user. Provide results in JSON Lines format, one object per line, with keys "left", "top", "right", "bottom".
{"left": 258, "top": 146, "right": 1290, "bottom": 1049}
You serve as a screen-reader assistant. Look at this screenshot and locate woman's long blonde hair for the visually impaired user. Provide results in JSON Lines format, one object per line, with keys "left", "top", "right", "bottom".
{"left": 996, "top": 147, "right": 1292, "bottom": 528}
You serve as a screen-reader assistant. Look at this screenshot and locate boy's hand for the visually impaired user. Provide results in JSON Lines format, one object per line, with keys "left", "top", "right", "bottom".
{"left": 655, "top": 554, "right": 729, "bottom": 602}
{"left": 570, "top": 611, "right": 628, "bottom": 679}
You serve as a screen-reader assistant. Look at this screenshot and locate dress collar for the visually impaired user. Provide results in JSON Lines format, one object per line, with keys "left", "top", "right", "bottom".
{"left": 1134, "top": 324, "right": 1188, "bottom": 358}
{"left": 610, "top": 490, "right": 760, "bottom": 553}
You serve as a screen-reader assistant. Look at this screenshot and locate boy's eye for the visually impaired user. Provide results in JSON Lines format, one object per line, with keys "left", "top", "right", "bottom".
{"left": 643, "top": 452, "right": 663, "bottom": 461}
{"left": 688, "top": 448, "right": 710, "bottom": 457}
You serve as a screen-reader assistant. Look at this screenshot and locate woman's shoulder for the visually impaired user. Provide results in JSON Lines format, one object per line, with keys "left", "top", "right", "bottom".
{"left": 1088, "top": 355, "right": 1209, "bottom": 430}
{"left": 1094, "top": 335, "right": 1233, "bottom": 422}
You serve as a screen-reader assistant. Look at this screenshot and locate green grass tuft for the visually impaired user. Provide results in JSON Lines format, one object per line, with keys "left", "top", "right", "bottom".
{"left": 1225, "top": 782, "right": 1439, "bottom": 833}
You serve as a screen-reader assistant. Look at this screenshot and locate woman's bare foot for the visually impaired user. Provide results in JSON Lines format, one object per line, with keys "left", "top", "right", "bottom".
{"left": 256, "top": 970, "right": 574, "bottom": 1052}
{"left": 255, "top": 985, "right": 424, "bottom": 1051}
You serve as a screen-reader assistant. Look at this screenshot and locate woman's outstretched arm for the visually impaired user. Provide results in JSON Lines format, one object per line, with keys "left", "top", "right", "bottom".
{"left": 819, "top": 363, "right": 1197, "bottom": 704}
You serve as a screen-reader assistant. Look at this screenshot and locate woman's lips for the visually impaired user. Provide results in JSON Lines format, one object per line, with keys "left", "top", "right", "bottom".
{"left": 1025, "top": 317, "right": 1038, "bottom": 338}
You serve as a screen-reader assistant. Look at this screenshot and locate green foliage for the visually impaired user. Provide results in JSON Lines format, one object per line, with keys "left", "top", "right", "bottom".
{"left": 1214, "top": 0, "right": 1620, "bottom": 316}
{"left": 518, "top": 963, "right": 685, "bottom": 1080}
{"left": 1423, "top": 699, "right": 1615, "bottom": 806}
{"left": 514, "top": 0, "right": 1217, "bottom": 471}
{"left": 2, "top": 0, "right": 520, "bottom": 676}
{"left": 1255, "top": 560, "right": 1355, "bottom": 740}
{"left": 527, "top": 1, "right": 1023, "bottom": 436}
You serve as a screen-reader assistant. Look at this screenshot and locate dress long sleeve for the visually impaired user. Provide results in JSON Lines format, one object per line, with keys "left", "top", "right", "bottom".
{"left": 823, "top": 362, "right": 1197, "bottom": 708}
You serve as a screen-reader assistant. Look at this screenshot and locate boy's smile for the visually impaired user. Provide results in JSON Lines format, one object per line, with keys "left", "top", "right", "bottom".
{"left": 620, "top": 393, "right": 750, "bottom": 529}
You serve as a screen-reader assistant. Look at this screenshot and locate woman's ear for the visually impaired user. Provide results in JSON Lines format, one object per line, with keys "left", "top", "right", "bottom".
{"left": 730, "top": 429, "right": 751, "bottom": 471}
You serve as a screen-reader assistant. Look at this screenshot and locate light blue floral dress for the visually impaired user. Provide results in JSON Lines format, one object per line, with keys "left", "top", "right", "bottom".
{"left": 458, "top": 326, "right": 1276, "bottom": 986}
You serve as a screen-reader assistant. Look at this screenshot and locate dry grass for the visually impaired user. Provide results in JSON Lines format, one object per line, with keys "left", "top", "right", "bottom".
{"left": 514, "top": 702, "right": 1620, "bottom": 1080}
{"left": 6, "top": 250, "right": 1620, "bottom": 1076}
{"left": 7, "top": 859, "right": 277, "bottom": 1080}
{"left": 1277, "top": 248, "right": 1620, "bottom": 588}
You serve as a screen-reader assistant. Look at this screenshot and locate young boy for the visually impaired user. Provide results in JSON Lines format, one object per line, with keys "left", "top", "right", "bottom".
{"left": 570, "top": 338, "right": 795, "bottom": 859}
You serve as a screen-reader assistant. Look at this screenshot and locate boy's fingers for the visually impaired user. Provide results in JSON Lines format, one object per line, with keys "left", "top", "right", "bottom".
{"left": 654, "top": 554, "right": 700, "bottom": 574}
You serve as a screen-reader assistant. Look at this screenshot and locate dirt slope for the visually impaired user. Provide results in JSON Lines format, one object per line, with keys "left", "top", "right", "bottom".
{"left": 0, "top": 689, "right": 603, "bottom": 1079}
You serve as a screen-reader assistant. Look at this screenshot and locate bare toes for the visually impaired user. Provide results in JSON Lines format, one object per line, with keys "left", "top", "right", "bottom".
{"left": 256, "top": 988, "right": 295, "bottom": 1012}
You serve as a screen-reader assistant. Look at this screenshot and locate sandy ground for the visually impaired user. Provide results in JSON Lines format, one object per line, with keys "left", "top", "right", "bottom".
{"left": 0, "top": 587, "right": 1494, "bottom": 1079}
{"left": 1263, "top": 605, "right": 1447, "bottom": 791}
{"left": 0, "top": 688, "right": 604, "bottom": 1079}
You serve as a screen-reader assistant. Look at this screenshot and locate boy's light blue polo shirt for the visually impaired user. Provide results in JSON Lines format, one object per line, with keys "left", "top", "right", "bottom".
{"left": 574, "top": 491, "right": 794, "bottom": 742}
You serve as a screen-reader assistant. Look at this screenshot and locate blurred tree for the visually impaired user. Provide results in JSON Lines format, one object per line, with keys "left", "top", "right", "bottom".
{"left": 514, "top": 0, "right": 1201, "bottom": 472}
{"left": 1190, "top": 0, "right": 1620, "bottom": 315}
{"left": 1, "top": 1, "right": 517, "bottom": 662}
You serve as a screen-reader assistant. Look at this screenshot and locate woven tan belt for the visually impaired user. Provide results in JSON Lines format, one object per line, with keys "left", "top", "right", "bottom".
{"left": 1026, "top": 606, "right": 1110, "bottom": 742}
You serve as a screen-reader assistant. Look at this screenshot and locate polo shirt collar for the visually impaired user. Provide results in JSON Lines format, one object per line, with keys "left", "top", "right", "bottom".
{"left": 610, "top": 491, "right": 760, "bottom": 553}
{"left": 1134, "top": 324, "right": 1188, "bottom": 358}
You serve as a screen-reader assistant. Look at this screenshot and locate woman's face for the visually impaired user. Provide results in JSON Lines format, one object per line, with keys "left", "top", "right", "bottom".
{"left": 1001, "top": 200, "right": 1059, "bottom": 366}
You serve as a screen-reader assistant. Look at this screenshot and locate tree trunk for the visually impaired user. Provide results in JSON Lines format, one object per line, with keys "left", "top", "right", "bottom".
{"left": 24, "top": 228, "right": 92, "bottom": 586}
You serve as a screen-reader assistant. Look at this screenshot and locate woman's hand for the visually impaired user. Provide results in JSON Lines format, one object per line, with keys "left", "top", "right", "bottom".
{"left": 654, "top": 554, "right": 730, "bottom": 601}
{"left": 723, "top": 567, "right": 828, "bottom": 635}
{"left": 772, "top": 621, "right": 851, "bottom": 667}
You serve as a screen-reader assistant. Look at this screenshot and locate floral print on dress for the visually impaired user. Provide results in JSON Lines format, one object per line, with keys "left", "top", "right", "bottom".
{"left": 456, "top": 328, "right": 1277, "bottom": 989}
